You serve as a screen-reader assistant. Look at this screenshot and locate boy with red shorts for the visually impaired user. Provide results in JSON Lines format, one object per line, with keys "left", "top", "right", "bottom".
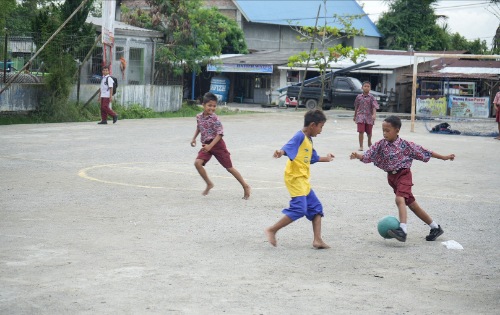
{"left": 493, "top": 90, "right": 500, "bottom": 140}
{"left": 350, "top": 116, "right": 455, "bottom": 242}
{"left": 353, "top": 81, "right": 379, "bottom": 151}
{"left": 191, "top": 92, "right": 251, "bottom": 199}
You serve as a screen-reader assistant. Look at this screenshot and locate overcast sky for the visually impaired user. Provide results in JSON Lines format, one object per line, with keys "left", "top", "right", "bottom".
{"left": 358, "top": 0, "right": 499, "bottom": 48}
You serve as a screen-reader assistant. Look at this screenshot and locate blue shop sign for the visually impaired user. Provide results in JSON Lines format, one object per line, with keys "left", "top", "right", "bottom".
{"left": 208, "top": 63, "right": 273, "bottom": 74}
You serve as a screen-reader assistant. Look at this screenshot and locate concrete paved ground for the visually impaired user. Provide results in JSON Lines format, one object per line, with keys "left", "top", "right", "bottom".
{"left": 1, "top": 107, "right": 499, "bottom": 314}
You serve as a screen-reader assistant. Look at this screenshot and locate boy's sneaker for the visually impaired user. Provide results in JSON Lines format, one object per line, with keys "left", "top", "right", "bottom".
{"left": 113, "top": 115, "right": 118, "bottom": 124}
{"left": 387, "top": 228, "right": 407, "bottom": 242}
{"left": 426, "top": 225, "right": 444, "bottom": 241}
{"left": 97, "top": 121, "right": 108, "bottom": 124}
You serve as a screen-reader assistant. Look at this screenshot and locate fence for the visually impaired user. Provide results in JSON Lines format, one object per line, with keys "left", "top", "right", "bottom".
{"left": 1, "top": 33, "right": 183, "bottom": 112}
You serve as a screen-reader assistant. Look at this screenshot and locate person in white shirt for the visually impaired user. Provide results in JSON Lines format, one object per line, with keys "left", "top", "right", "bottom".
{"left": 97, "top": 66, "right": 118, "bottom": 124}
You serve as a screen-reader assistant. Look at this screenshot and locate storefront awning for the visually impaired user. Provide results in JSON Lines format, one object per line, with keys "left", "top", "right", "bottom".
{"left": 207, "top": 63, "right": 273, "bottom": 73}
{"left": 277, "top": 65, "right": 393, "bottom": 74}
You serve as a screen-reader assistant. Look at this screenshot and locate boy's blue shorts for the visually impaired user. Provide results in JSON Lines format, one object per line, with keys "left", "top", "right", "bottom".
{"left": 282, "top": 189, "right": 324, "bottom": 221}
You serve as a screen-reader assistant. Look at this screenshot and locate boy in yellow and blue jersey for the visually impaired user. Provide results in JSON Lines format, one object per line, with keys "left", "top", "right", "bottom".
{"left": 265, "top": 110, "right": 335, "bottom": 249}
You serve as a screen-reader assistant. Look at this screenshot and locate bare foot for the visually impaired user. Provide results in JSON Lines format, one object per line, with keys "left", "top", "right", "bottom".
{"left": 202, "top": 182, "right": 214, "bottom": 196}
{"left": 265, "top": 228, "right": 277, "bottom": 247}
{"left": 313, "top": 240, "right": 330, "bottom": 249}
{"left": 243, "top": 185, "right": 251, "bottom": 200}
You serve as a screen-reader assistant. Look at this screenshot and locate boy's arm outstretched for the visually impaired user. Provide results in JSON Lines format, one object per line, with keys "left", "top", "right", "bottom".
{"left": 432, "top": 152, "right": 455, "bottom": 161}
{"left": 273, "top": 149, "right": 285, "bottom": 158}
{"left": 350, "top": 152, "right": 363, "bottom": 160}
{"left": 319, "top": 153, "right": 335, "bottom": 162}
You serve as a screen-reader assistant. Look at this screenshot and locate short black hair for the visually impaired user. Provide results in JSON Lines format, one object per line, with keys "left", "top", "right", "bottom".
{"left": 102, "top": 66, "right": 109, "bottom": 70}
{"left": 384, "top": 115, "right": 402, "bottom": 129}
{"left": 362, "top": 81, "right": 371, "bottom": 86}
{"left": 304, "top": 109, "right": 327, "bottom": 127}
{"left": 202, "top": 92, "right": 218, "bottom": 104}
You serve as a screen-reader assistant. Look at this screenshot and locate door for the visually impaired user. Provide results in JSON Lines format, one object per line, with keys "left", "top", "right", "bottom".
{"left": 333, "top": 77, "right": 357, "bottom": 108}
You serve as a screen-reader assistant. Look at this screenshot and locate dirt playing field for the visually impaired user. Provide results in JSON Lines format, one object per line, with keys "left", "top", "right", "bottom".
{"left": 1, "top": 107, "right": 499, "bottom": 314}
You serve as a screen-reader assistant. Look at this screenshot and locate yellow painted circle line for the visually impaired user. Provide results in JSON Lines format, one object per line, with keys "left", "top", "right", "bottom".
{"left": 78, "top": 162, "right": 286, "bottom": 190}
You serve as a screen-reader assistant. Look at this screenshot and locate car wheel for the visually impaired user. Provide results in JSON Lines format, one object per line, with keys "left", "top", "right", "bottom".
{"left": 305, "top": 99, "right": 318, "bottom": 109}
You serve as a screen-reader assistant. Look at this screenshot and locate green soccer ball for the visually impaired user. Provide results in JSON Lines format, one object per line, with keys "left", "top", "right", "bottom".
{"left": 377, "top": 215, "right": 400, "bottom": 239}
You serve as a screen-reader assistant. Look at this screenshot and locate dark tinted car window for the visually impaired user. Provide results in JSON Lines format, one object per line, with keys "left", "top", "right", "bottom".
{"left": 337, "top": 80, "right": 351, "bottom": 90}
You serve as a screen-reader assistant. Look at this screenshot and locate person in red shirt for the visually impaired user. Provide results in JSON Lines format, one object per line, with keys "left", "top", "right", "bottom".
{"left": 191, "top": 92, "right": 251, "bottom": 199}
{"left": 350, "top": 116, "right": 455, "bottom": 242}
{"left": 353, "top": 81, "right": 379, "bottom": 151}
{"left": 493, "top": 91, "right": 500, "bottom": 140}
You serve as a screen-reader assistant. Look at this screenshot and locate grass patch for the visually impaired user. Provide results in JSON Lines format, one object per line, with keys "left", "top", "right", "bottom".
{"left": 0, "top": 101, "right": 257, "bottom": 125}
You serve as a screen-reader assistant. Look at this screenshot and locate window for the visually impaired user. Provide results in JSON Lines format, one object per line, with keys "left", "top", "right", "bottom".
{"left": 337, "top": 80, "right": 351, "bottom": 91}
{"left": 115, "top": 47, "right": 124, "bottom": 60}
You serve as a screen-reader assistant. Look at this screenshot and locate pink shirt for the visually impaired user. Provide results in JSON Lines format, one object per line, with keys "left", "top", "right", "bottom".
{"left": 354, "top": 93, "right": 379, "bottom": 125}
{"left": 196, "top": 113, "right": 224, "bottom": 143}
{"left": 361, "top": 136, "right": 433, "bottom": 172}
{"left": 494, "top": 91, "right": 500, "bottom": 105}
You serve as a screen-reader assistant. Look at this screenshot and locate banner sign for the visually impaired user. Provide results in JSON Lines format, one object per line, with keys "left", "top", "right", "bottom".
{"left": 449, "top": 96, "right": 490, "bottom": 118}
{"left": 207, "top": 63, "right": 273, "bottom": 73}
{"left": 416, "top": 96, "right": 447, "bottom": 116}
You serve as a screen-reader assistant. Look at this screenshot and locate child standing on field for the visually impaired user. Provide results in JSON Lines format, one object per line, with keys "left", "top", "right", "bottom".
{"left": 353, "top": 81, "right": 379, "bottom": 151}
{"left": 493, "top": 90, "right": 500, "bottom": 140}
{"left": 350, "top": 116, "right": 455, "bottom": 242}
{"left": 265, "top": 109, "right": 335, "bottom": 249}
{"left": 191, "top": 92, "right": 251, "bottom": 199}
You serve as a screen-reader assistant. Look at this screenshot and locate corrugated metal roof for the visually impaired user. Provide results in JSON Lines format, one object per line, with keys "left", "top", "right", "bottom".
{"left": 438, "top": 67, "right": 500, "bottom": 75}
{"left": 87, "top": 16, "right": 164, "bottom": 38}
{"left": 416, "top": 72, "right": 498, "bottom": 79}
{"left": 233, "top": 0, "right": 381, "bottom": 37}
{"left": 324, "top": 54, "right": 428, "bottom": 70}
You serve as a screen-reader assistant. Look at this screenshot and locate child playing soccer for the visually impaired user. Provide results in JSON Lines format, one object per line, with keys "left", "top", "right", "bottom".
{"left": 265, "top": 109, "right": 335, "bottom": 248}
{"left": 350, "top": 116, "right": 455, "bottom": 242}
{"left": 191, "top": 92, "right": 251, "bottom": 199}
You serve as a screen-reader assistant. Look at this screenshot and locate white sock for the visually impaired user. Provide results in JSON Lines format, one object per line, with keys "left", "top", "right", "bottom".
{"left": 429, "top": 221, "right": 439, "bottom": 229}
{"left": 400, "top": 223, "right": 407, "bottom": 233}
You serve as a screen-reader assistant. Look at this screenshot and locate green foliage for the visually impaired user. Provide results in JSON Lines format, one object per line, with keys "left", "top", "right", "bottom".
{"left": 29, "top": 0, "right": 96, "bottom": 115}
{"left": 377, "top": 0, "right": 492, "bottom": 53}
{"left": 120, "top": 5, "right": 155, "bottom": 29}
{"left": 0, "top": 0, "right": 16, "bottom": 37}
{"left": 449, "top": 33, "right": 489, "bottom": 54}
{"left": 143, "top": 0, "right": 247, "bottom": 76}
{"left": 0, "top": 102, "right": 257, "bottom": 125}
{"left": 5, "top": 0, "right": 58, "bottom": 35}
{"left": 377, "top": 0, "right": 446, "bottom": 51}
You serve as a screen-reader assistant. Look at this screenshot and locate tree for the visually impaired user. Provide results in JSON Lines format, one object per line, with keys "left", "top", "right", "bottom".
{"left": 0, "top": 0, "right": 16, "bottom": 61}
{"left": 378, "top": 0, "right": 491, "bottom": 53}
{"left": 0, "top": 0, "right": 16, "bottom": 36}
{"left": 376, "top": 0, "right": 449, "bottom": 51}
{"left": 5, "top": 0, "right": 56, "bottom": 36}
{"left": 488, "top": 0, "right": 500, "bottom": 53}
{"left": 287, "top": 12, "right": 367, "bottom": 109}
{"left": 30, "top": 0, "right": 96, "bottom": 115}
{"left": 138, "top": 0, "right": 247, "bottom": 75}
{"left": 448, "top": 33, "right": 489, "bottom": 54}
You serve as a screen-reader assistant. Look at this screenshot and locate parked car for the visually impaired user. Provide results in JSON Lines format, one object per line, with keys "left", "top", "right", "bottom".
{"left": 89, "top": 74, "right": 102, "bottom": 84}
{"left": 277, "top": 61, "right": 389, "bottom": 111}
